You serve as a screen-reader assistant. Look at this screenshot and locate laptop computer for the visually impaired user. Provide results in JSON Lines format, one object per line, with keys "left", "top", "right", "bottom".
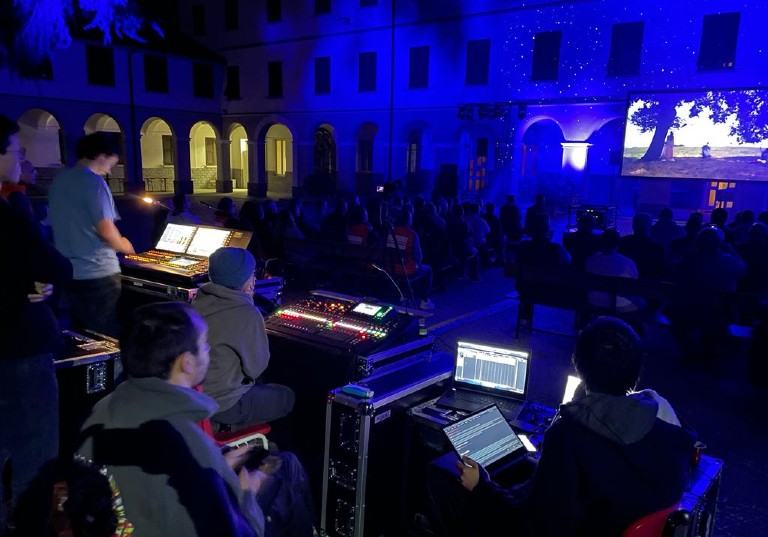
{"left": 442, "top": 405, "right": 528, "bottom": 472}
{"left": 435, "top": 340, "right": 531, "bottom": 420}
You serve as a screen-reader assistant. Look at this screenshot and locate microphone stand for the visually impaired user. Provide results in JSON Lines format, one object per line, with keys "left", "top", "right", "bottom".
{"left": 386, "top": 222, "right": 418, "bottom": 308}
{"left": 371, "top": 263, "right": 407, "bottom": 306}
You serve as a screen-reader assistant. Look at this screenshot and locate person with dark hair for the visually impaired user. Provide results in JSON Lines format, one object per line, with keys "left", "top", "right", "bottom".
{"left": 0, "top": 114, "right": 73, "bottom": 535}
{"left": 669, "top": 212, "right": 704, "bottom": 263}
{"left": 562, "top": 213, "right": 600, "bottom": 270}
{"left": 346, "top": 205, "right": 376, "bottom": 246}
{"left": 48, "top": 131, "right": 134, "bottom": 337}
{"left": 649, "top": 207, "right": 685, "bottom": 258}
{"left": 709, "top": 207, "right": 734, "bottom": 244}
{"left": 426, "top": 317, "right": 696, "bottom": 537}
{"left": 585, "top": 228, "right": 642, "bottom": 313}
{"left": 167, "top": 193, "right": 201, "bottom": 226}
{"left": 75, "top": 302, "right": 287, "bottom": 537}
{"left": 667, "top": 226, "right": 746, "bottom": 361}
{"left": 192, "top": 247, "right": 295, "bottom": 430}
{"left": 523, "top": 194, "right": 548, "bottom": 238}
{"left": 499, "top": 194, "right": 523, "bottom": 244}
{"left": 387, "top": 210, "right": 435, "bottom": 309}
{"left": 515, "top": 213, "right": 571, "bottom": 323}
{"left": 619, "top": 212, "right": 666, "bottom": 279}
{"left": 445, "top": 203, "right": 481, "bottom": 282}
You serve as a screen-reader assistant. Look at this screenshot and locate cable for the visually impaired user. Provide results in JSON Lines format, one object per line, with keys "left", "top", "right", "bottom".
{"left": 370, "top": 263, "right": 406, "bottom": 306}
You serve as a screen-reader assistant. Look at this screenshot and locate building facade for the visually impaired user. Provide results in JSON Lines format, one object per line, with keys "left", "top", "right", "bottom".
{"left": 3, "top": 0, "right": 767, "bottom": 212}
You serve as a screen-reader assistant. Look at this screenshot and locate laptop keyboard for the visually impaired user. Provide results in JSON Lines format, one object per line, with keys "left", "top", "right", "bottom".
{"left": 437, "top": 390, "right": 522, "bottom": 420}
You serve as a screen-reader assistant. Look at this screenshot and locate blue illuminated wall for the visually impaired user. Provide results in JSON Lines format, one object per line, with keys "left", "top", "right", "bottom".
{"left": 3, "top": 0, "right": 767, "bottom": 210}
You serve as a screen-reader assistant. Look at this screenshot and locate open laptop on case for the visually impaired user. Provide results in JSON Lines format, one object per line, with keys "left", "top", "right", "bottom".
{"left": 435, "top": 340, "right": 531, "bottom": 420}
{"left": 442, "top": 405, "right": 528, "bottom": 472}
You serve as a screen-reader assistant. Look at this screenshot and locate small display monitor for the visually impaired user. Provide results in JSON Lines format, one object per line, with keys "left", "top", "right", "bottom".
{"left": 156, "top": 224, "right": 196, "bottom": 253}
{"left": 168, "top": 257, "right": 200, "bottom": 267}
{"left": 186, "top": 227, "right": 231, "bottom": 257}
{"left": 353, "top": 303, "right": 383, "bottom": 316}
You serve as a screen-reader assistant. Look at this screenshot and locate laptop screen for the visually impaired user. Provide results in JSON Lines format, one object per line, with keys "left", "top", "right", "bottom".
{"left": 443, "top": 405, "right": 526, "bottom": 468}
{"left": 156, "top": 223, "right": 196, "bottom": 253}
{"left": 454, "top": 340, "right": 530, "bottom": 398}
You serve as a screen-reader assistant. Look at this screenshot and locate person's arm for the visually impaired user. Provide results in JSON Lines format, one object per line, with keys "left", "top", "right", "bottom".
{"left": 411, "top": 230, "right": 423, "bottom": 265}
{"left": 95, "top": 218, "right": 135, "bottom": 254}
{"left": 525, "top": 422, "right": 583, "bottom": 536}
{"left": 239, "top": 308, "right": 271, "bottom": 380}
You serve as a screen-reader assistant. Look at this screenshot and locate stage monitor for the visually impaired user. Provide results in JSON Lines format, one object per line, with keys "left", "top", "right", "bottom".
{"left": 621, "top": 88, "right": 768, "bottom": 182}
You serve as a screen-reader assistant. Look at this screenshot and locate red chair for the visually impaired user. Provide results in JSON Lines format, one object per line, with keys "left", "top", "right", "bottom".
{"left": 195, "top": 386, "right": 271, "bottom": 450}
{"left": 621, "top": 503, "right": 690, "bottom": 537}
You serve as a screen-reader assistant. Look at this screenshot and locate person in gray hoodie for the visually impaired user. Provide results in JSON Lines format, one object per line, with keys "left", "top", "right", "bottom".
{"left": 193, "top": 247, "right": 295, "bottom": 429}
{"left": 427, "top": 316, "right": 696, "bottom": 537}
{"left": 77, "top": 302, "right": 267, "bottom": 537}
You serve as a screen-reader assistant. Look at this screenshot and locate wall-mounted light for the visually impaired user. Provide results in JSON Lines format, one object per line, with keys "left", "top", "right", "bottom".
{"left": 561, "top": 142, "right": 592, "bottom": 172}
{"left": 517, "top": 104, "right": 527, "bottom": 120}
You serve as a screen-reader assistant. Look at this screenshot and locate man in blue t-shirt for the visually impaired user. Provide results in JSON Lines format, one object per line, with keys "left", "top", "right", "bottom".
{"left": 49, "top": 131, "right": 134, "bottom": 336}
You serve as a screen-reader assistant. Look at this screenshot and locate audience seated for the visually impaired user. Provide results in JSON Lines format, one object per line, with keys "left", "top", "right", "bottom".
{"left": 523, "top": 194, "right": 548, "bottom": 238}
{"left": 446, "top": 203, "right": 481, "bottom": 282}
{"left": 649, "top": 208, "right": 685, "bottom": 258}
{"left": 562, "top": 213, "right": 601, "bottom": 270}
{"left": 667, "top": 227, "right": 747, "bottom": 361}
{"left": 426, "top": 316, "right": 695, "bottom": 537}
{"left": 515, "top": 213, "right": 571, "bottom": 322}
{"left": 347, "top": 205, "right": 377, "bottom": 246}
{"left": 669, "top": 212, "right": 704, "bottom": 264}
{"left": 585, "top": 228, "right": 643, "bottom": 313}
{"left": 736, "top": 222, "right": 768, "bottom": 295}
{"left": 387, "top": 210, "right": 435, "bottom": 310}
{"left": 619, "top": 212, "right": 666, "bottom": 280}
{"left": 728, "top": 210, "right": 756, "bottom": 247}
{"left": 464, "top": 201, "right": 492, "bottom": 264}
{"left": 709, "top": 207, "right": 734, "bottom": 244}
{"left": 320, "top": 197, "right": 349, "bottom": 242}
{"left": 499, "top": 194, "right": 523, "bottom": 244}
{"left": 167, "top": 193, "right": 202, "bottom": 226}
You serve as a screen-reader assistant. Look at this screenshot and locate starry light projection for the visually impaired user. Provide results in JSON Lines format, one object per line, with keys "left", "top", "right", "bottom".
{"left": 492, "top": 1, "right": 768, "bottom": 165}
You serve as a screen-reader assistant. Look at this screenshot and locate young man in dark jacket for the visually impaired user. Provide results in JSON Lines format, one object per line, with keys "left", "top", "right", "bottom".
{"left": 428, "top": 316, "right": 696, "bottom": 537}
{"left": 0, "top": 114, "right": 73, "bottom": 535}
{"left": 77, "top": 302, "right": 267, "bottom": 537}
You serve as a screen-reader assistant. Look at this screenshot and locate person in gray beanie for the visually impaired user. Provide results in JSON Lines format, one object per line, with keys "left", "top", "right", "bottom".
{"left": 192, "top": 247, "right": 295, "bottom": 431}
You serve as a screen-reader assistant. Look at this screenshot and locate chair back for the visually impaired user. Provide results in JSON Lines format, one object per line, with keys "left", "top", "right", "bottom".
{"left": 620, "top": 503, "right": 683, "bottom": 537}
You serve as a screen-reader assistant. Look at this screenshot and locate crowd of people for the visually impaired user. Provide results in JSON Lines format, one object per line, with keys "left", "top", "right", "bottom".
{"left": 0, "top": 113, "right": 758, "bottom": 536}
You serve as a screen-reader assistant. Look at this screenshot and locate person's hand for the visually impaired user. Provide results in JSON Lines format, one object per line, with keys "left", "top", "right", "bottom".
{"left": 239, "top": 467, "right": 267, "bottom": 494}
{"left": 27, "top": 282, "right": 54, "bottom": 303}
{"left": 258, "top": 454, "right": 282, "bottom": 476}
{"left": 456, "top": 456, "right": 481, "bottom": 491}
{"left": 224, "top": 444, "right": 254, "bottom": 472}
{"left": 120, "top": 237, "right": 135, "bottom": 254}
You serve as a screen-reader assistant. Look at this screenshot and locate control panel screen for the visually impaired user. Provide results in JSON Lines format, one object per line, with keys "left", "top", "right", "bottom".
{"left": 156, "top": 224, "right": 195, "bottom": 253}
{"left": 186, "top": 228, "right": 231, "bottom": 257}
{"left": 169, "top": 257, "right": 200, "bottom": 267}
{"left": 353, "top": 303, "right": 385, "bottom": 316}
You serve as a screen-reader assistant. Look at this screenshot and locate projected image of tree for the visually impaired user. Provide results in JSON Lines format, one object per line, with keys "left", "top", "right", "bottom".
{"left": 621, "top": 89, "right": 768, "bottom": 181}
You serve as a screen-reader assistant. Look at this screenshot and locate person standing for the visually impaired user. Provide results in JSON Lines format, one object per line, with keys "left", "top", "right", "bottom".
{"left": 0, "top": 114, "right": 73, "bottom": 535}
{"left": 48, "top": 131, "right": 134, "bottom": 337}
{"left": 661, "top": 132, "right": 675, "bottom": 161}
